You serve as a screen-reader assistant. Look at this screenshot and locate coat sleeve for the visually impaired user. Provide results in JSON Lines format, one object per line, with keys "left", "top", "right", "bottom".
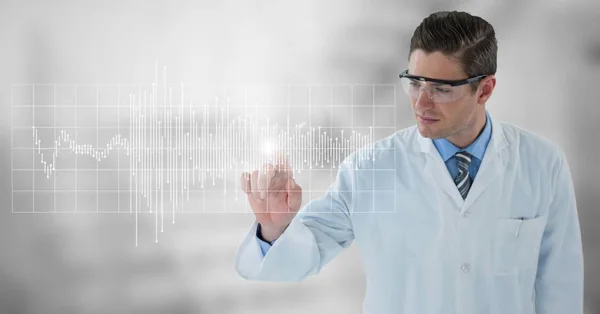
{"left": 534, "top": 151, "right": 584, "bottom": 313}
{"left": 234, "top": 158, "right": 356, "bottom": 282}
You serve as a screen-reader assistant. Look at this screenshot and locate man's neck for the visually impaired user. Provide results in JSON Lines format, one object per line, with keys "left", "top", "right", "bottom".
{"left": 445, "top": 111, "right": 487, "bottom": 149}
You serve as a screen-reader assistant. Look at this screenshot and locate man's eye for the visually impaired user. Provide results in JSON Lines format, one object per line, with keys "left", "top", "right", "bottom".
{"left": 435, "top": 87, "right": 450, "bottom": 93}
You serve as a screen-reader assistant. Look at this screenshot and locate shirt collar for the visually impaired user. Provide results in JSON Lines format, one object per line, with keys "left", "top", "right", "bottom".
{"left": 432, "top": 111, "right": 492, "bottom": 162}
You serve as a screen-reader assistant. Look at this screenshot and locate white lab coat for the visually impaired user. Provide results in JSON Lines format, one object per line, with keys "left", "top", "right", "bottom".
{"left": 234, "top": 115, "right": 584, "bottom": 314}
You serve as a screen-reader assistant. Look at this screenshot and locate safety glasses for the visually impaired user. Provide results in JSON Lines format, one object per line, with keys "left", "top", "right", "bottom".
{"left": 399, "top": 69, "right": 488, "bottom": 103}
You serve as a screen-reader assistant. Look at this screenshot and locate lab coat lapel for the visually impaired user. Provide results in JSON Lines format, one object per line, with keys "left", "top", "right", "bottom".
{"left": 418, "top": 133, "right": 464, "bottom": 208}
{"left": 462, "top": 117, "right": 509, "bottom": 211}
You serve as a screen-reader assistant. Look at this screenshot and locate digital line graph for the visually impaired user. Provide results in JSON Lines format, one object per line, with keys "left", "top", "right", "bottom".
{"left": 11, "top": 67, "right": 397, "bottom": 244}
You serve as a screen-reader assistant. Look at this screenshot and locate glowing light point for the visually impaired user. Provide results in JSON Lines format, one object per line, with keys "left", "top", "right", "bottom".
{"left": 263, "top": 141, "right": 276, "bottom": 156}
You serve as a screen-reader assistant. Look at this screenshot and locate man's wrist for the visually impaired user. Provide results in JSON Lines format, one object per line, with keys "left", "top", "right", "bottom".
{"left": 256, "top": 223, "right": 273, "bottom": 244}
{"left": 257, "top": 223, "right": 287, "bottom": 243}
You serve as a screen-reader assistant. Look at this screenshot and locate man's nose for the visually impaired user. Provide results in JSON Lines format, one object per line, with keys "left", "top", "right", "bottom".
{"left": 415, "top": 88, "right": 434, "bottom": 109}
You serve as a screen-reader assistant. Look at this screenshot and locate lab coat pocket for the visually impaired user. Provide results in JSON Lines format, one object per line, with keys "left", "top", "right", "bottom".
{"left": 492, "top": 215, "right": 547, "bottom": 276}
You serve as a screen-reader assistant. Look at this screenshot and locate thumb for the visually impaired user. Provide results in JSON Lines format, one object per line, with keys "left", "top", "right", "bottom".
{"left": 286, "top": 178, "right": 302, "bottom": 211}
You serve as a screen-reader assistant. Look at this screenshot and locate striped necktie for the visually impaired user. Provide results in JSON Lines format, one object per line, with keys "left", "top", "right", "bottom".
{"left": 454, "top": 151, "right": 473, "bottom": 199}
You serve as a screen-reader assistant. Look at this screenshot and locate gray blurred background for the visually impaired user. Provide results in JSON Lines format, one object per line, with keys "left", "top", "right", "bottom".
{"left": 1, "top": 0, "right": 599, "bottom": 313}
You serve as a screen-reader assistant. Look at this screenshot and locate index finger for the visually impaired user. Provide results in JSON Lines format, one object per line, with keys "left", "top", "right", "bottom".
{"left": 274, "top": 152, "right": 294, "bottom": 178}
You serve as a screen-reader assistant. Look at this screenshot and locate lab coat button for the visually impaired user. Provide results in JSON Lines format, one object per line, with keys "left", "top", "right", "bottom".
{"left": 461, "top": 263, "right": 471, "bottom": 273}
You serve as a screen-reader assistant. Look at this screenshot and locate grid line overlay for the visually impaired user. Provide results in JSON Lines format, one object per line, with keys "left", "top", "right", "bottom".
{"left": 11, "top": 80, "right": 398, "bottom": 242}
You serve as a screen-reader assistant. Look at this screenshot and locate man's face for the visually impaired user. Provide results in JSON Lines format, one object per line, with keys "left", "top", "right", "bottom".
{"left": 407, "top": 50, "right": 483, "bottom": 140}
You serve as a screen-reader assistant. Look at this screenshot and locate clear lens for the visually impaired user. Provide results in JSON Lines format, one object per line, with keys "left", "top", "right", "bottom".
{"left": 400, "top": 77, "right": 468, "bottom": 103}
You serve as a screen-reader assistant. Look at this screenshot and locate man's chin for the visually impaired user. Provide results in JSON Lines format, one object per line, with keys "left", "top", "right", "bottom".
{"left": 418, "top": 126, "right": 446, "bottom": 140}
{"left": 417, "top": 125, "right": 443, "bottom": 139}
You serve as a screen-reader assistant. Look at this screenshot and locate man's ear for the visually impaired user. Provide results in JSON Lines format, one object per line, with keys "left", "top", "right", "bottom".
{"left": 477, "top": 75, "right": 496, "bottom": 105}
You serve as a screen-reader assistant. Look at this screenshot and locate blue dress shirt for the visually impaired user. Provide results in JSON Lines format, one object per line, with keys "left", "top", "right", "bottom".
{"left": 432, "top": 110, "right": 492, "bottom": 180}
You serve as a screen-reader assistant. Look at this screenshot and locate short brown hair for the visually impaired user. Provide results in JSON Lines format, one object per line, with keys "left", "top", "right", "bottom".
{"left": 409, "top": 11, "right": 497, "bottom": 86}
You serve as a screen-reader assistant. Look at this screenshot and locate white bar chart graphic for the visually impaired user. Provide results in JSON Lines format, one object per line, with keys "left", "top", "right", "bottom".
{"left": 11, "top": 69, "right": 398, "bottom": 244}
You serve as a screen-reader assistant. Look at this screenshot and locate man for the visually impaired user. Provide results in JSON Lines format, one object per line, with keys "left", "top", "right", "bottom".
{"left": 235, "top": 11, "right": 584, "bottom": 314}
